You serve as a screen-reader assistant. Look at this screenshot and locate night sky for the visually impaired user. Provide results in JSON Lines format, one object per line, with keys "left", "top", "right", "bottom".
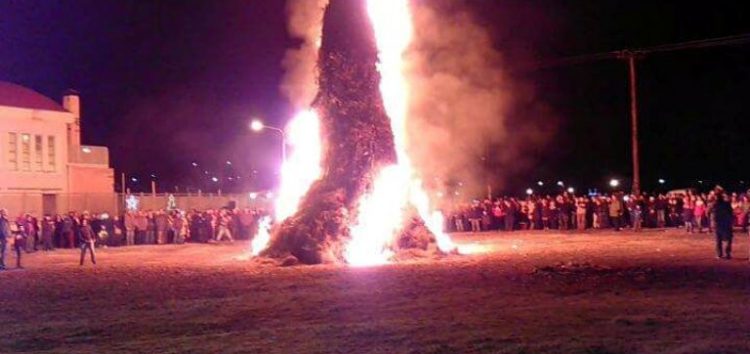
{"left": 1, "top": 0, "right": 748, "bottom": 194}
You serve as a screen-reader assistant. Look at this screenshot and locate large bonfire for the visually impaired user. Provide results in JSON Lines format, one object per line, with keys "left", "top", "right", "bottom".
{"left": 254, "top": 0, "right": 457, "bottom": 265}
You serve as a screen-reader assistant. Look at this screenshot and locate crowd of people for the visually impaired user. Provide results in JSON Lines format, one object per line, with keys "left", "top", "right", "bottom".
{"left": 446, "top": 189, "right": 750, "bottom": 234}
{"left": 1, "top": 188, "right": 747, "bottom": 270}
{"left": 0, "top": 208, "right": 268, "bottom": 270}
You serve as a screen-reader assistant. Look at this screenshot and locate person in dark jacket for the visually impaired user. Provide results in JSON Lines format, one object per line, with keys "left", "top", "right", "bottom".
{"left": 0, "top": 209, "right": 11, "bottom": 270}
{"left": 41, "top": 215, "right": 55, "bottom": 251}
{"left": 713, "top": 188, "right": 734, "bottom": 260}
{"left": 79, "top": 219, "right": 97, "bottom": 266}
{"left": 13, "top": 220, "right": 27, "bottom": 268}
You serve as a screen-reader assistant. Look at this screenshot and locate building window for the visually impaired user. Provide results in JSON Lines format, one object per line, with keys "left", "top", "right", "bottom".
{"left": 47, "top": 136, "right": 56, "bottom": 172}
{"left": 7, "top": 132, "right": 18, "bottom": 171}
{"left": 34, "top": 135, "right": 43, "bottom": 171}
{"left": 20, "top": 133, "right": 31, "bottom": 171}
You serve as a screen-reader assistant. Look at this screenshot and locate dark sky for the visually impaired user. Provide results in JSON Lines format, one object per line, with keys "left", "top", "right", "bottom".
{"left": 1, "top": 0, "right": 748, "bottom": 194}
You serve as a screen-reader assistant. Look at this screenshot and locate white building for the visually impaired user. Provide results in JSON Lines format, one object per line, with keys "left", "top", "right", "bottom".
{"left": 0, "top": 81, "right": 114, "bottom": 215}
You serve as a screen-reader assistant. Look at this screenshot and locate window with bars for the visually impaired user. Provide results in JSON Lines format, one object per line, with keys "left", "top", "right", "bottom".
{"left": 34, "top": 135, "right": 43, "bottom": 171}
{"left": 8, "top": 132, "right": 18, "bottom": 171}
{"left": 47, "top": 136, "right": 56, "bottom": 172}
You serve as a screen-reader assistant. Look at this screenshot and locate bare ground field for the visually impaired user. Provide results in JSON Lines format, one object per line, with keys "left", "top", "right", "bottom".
{"left": 1, "top": 229, "right": 749, "bottom": 354}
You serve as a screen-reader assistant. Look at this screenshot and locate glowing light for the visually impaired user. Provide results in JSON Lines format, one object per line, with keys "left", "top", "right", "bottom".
{"left": 274, "top": 110, "right": 322, "bottom": 221}
{"left": 250, "top": 120, "right": 264, "bottom": 132}
{"left": 226, "top": 160, "right": 232, "bottom": 165}
{"left": 130, "top": 177, "right": 138, "bottom": 182}
{"left": 557, "top": 181, "right": 564, "bottom": 187}
{"left": 211, "top": 177, "right": 219, "bottom": 183}
{"left": 125, "top": 195, "right": 139, "bottom": 211}
{"left": 658, "top": 178, "right": 665, "bottom": 184}
{"left": 526, "top": 188, "right": 533, "bottom": 195}
{"left": 250, "top": 217, "right": 272, "bottom": 256}
{"left": 609, "top": 179, "right": 620, "bottom": 188}
{"left": 249, "top": 192, "right": 258, "bottom": 200}
{"left": 537, "top": 181, "right": 544, "bottom": 186}
{"left": 81, "top": 147, "right": 92, "bottom": 154}
{"left": 567, "top": 187, "right": 575, "bottom": 194}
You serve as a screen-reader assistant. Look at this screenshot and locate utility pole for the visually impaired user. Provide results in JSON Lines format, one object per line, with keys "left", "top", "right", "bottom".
{"left": 618, "top": 50, "right": 642, "bottom": 196}
{"left": 528, "top": 33, "right": 750, "bottom": 196}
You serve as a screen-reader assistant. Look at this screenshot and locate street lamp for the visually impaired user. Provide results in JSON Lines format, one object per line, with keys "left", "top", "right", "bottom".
{"left": 609, "top": 179, "right": 620, "bottom": 188}
{"left": 250, "top": 119, "right": 286, "bottom": 162}
{"left": 526, "top": 188, "right": 534, "bottom": 196}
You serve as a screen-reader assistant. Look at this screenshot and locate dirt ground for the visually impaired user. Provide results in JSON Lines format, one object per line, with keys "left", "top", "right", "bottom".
{"left": 1, "top": 229, "right": 749, "bottom": 354}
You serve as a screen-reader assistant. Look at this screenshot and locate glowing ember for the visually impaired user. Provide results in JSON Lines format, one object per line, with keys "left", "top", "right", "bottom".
{"left": 275, "top": 109, "right": 323, "bottom": 221}
{"left": 250, "top": 216, "right": 272, "bottom": 257}
{"left": 344, "top": 0, "right": 457, "bottom": 265}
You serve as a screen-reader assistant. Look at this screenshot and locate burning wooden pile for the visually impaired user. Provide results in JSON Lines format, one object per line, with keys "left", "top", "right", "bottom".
{"left": 258, "top": 0, "right": 456, "bottom": 265}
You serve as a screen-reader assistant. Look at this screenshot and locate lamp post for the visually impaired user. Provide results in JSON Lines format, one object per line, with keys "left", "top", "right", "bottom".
{"left": 251, "top": 119, "right": 286, "bottom": 162}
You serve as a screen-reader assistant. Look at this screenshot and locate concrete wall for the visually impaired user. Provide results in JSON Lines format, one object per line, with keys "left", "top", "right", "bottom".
{"left": 67, "top": 164, "right": 115, "bottom": 193}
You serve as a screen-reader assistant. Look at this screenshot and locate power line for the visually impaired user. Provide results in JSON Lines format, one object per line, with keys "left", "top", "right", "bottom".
{"left": 525, "top": 32, "right": 750, "bottom": 195}
{"left": 527, "top": 32, "right": 750, "bottom": 71}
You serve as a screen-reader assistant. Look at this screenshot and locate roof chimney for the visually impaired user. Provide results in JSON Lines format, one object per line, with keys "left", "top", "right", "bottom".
{"left": 62, "top": 89, "right": 81, "bottom": 147}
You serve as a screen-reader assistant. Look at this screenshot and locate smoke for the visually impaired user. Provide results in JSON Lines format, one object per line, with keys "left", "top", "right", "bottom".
{"left": 406, "top": 1, "right": 555, "bottom": 198}
{"left": 279, "top": 0, "right": 329, "bottom": 109}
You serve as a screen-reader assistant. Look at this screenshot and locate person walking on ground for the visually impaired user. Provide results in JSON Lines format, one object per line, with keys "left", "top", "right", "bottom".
{"left": 79, "top": 219, "right": 97, "bottom": 266}
{"left": 713, "top": 188, "right": 734, "bottom": 260}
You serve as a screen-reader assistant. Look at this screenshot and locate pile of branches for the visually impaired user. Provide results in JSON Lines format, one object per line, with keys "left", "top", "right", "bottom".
{"left": 261, "top": 0, "right": 437, "bottom": 265}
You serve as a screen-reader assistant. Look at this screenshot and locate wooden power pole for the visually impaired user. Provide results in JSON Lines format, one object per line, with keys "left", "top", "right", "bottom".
{"left": 620, "top": 50, "right": 641, "bottom": 196}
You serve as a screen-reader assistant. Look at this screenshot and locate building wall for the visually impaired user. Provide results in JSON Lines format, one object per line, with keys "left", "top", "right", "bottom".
{"left": 68, "top": 164, "right": 115, "bottom": 193}
{"left": 0, "top": 106, "right": 72, "bottom": 194}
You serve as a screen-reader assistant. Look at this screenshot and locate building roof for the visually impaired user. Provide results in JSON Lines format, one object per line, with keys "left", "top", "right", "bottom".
{"left": 0, "top": 81, "right": 67, "bottom": 112}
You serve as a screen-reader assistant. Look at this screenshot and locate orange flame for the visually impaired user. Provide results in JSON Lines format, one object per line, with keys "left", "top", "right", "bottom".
{"left": 344, "top": 0, "right": 457, "bottom": 266}
{"left": 275, "top": 109, "right": 322, "bottom": 221}
{"left": 250, "top": 110, "right": 322, "bottom": 257}
{"left": 250, "top": 216, "right": 272, "bottom": 256}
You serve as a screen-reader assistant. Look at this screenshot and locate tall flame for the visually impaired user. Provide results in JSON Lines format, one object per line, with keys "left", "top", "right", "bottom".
{"left": 275, "top": 109, "right": 322, "bottom": 221}
{"left": 344, "top": 0, "right": 456, "bottom": 266}
{"left": 250, "top": 109, "right": 322, "bottom": 257}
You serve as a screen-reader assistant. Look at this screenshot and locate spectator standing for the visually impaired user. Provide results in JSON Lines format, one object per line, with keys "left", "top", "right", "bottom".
{"left": 41, "top": 215, "right": 55, "bottom": 251}
{"left": 79, "top": 219, "right": 96, "bottom": 266}
{"left": 694, "top": 199, "right": 706, "bottom": 233}
{"left": 62, "top": 213, "right": 76, "bottom": 248}
{"left": 124, "top": 212, "right": 136, "bottom": 246}
{"left": 713, "top": 189, "right": 734, "bottom": 260}
{"left": 609, "top": 194, "right": 623, "bottom": 231}
{"left": 576, "top": 198, "right": 587, "bottom": 231}
{"left": 155, "top": 211, "right": 169, "bottom": 244}
{"left": 13, "top": 221, "right": 26, "bottom": 268}
{"left": 0, "top": 209, "right": 10, "bottom": 270}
